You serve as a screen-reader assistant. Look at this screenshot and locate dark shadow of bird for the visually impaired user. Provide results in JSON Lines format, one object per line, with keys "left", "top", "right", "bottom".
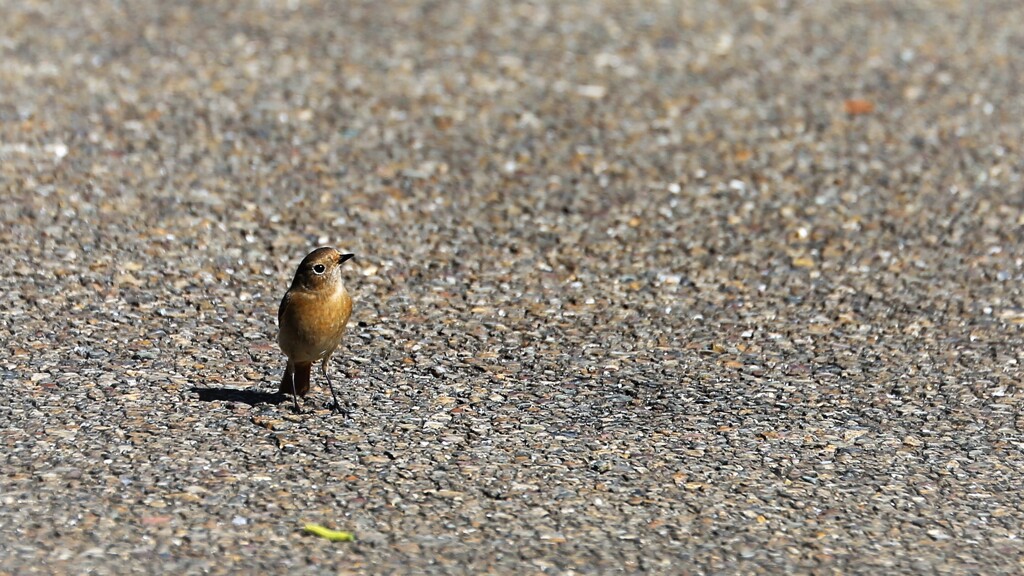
{"left": 191, "top": 387, "right": 285, "bottom": 406}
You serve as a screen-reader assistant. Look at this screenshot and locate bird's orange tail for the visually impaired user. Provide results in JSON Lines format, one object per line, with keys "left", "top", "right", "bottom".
{"left": 280, "top": 361, "right": 312, "bottom": 397}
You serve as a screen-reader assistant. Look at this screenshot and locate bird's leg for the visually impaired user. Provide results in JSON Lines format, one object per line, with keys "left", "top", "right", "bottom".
{"left": 290, "top": 366, "right": 301, "bottom": 414}
{"left": 322, "top": 360, "right": 344, "bottom": 414}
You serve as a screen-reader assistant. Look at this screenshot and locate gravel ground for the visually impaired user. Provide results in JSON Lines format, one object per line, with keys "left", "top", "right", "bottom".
{"left": 2, "top": 0, "right": 1024, "bottom": 573}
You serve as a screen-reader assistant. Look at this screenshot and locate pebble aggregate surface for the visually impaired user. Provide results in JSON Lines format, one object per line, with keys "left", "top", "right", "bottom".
{"left": 2, "top": 0, "right": 1024, "bottom": 574}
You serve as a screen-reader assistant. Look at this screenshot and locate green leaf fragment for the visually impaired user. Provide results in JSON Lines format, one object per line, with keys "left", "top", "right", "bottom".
{"left": 304, "top": 523, "right": 355, "bottom": 542}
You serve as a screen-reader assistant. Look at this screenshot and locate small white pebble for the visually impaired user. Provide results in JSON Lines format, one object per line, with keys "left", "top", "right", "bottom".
{"left": 714, "top": 33, "right": 734, "bottom": 55}
{"left": 576, "top": 84, "right": 607, "bottom": 99}
{"left": 51, "top": 142, "right": 69, "bottom": 159}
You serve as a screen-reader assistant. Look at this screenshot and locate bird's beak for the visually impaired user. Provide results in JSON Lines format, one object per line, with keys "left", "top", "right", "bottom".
{"left": 339, "top": 253, "right": 356, "bottom": 264}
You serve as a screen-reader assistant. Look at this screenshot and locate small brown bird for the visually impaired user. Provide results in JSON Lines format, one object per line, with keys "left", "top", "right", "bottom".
{"left": 277, "top": 247, "right": 355, "bottom": 413}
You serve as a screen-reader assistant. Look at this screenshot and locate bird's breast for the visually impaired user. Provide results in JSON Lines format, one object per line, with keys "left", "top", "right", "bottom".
{"left": 277, "top": 284, "right": 352, "bottom": 362}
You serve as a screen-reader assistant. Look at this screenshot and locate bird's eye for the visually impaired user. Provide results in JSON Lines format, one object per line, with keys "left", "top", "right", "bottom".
{"left": 312, "top": 264, "right": 326, "bottom": 274}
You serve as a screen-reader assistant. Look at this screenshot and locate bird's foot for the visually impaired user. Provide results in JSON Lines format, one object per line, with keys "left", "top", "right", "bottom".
{"left": 329, "top": 400, "right": 348, "bottom": 416}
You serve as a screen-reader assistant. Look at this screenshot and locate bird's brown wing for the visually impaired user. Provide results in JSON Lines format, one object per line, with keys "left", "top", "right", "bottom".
{"left": 278, "top": 291, "right": 292, "bottom": 324}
